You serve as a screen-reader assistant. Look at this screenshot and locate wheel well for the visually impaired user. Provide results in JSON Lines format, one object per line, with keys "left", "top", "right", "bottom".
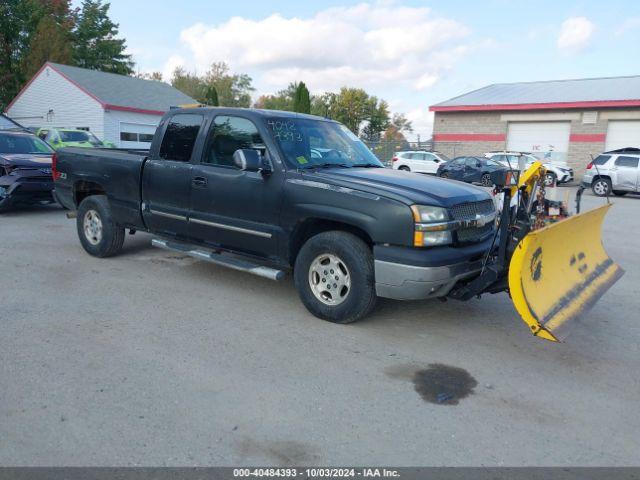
{"left": 592, "top": 175, "right": 611, "bottom": 183}
{"left": 74, "top": 181, "right": 106, "bottom": 207}
{"left": 289, "top": 218, "right": 373, "bottom": 265}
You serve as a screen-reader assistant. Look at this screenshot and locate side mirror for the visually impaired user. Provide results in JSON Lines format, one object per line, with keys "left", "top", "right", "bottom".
{"left": 233, "top": 149, "right": 263, "bottom": 172}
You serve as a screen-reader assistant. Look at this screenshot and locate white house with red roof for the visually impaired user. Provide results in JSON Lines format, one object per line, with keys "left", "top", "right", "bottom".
{"left": 5, "top": 62, "right": 196, "bottom": 149}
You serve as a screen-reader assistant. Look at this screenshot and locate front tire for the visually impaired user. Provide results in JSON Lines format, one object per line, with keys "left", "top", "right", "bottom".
{"left": 398, "top": 166, "right": 410, "bottom": 172}
{"left": 480, "top": 173, "right": 492, "bottom": 187}
{"left": 76, "top": 195, "right": 125, "bottom": 258}
{"left": 592, "top": 178, "right": 612, "bottom": 197}
{"left": 544, "top": 172, "right": 557, "bottom": 187}
{"left": 294, "top": 231, "right": 377, "bottom": 324}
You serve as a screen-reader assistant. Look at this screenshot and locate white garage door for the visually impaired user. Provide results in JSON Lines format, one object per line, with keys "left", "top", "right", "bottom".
{"left": 119, "top": 122, "right": 157, "bottom": 149}
{"left": 606, "top": 121, "right": 640, "bottom": 151}
{"left": 507, "top": 122, "right": 571, "bottom": 163}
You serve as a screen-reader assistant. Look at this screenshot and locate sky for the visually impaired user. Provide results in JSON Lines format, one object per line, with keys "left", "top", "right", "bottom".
{"left": 86, "top": 0, "right": 640, "bottom": 140}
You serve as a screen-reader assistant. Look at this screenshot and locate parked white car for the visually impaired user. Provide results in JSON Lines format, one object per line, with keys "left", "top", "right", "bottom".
{"left": 484, "top": 151, "right": 574, "bottom": 186}
{"left": 391, "top": 151, "right": 450, "bottom": 174}
{"left": 582, "top": 148, "right": 640, "bottom": 196}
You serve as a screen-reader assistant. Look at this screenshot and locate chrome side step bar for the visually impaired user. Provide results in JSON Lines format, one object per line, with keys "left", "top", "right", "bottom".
{"left": 151, "top": 238, "right": 285, "bottom": 281}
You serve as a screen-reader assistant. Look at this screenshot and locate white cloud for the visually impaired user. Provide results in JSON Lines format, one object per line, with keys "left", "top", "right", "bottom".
{"left": 405, "top": 107, "right": 434, "bottom": 141}
{"left": 162, "top": 55, "right": 186, "bottom": 82}
{"left": 557, "top": 17, "right": 595, "bottom": 54}
{"left": 177, "top": 3, "right": 474, "bottom": 92}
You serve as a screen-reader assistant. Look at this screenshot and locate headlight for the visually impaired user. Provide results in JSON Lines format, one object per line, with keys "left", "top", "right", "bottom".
{"left": 411, "top": 205, "right": 448, "bottom": 223}
{"left": 410, "top": 205, "right": 452, "bottom": 247}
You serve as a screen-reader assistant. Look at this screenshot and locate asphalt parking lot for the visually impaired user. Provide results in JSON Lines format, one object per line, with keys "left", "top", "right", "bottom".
{"left": 1, "top": 189, "right": 639, "bottom": 466}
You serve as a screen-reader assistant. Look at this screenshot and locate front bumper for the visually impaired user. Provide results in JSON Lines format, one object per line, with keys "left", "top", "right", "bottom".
{"left": 0, "top": 178, "right": 55, "bottom": 208}
{"left": 373, "top": 238, "right": 492, "bottom": 300}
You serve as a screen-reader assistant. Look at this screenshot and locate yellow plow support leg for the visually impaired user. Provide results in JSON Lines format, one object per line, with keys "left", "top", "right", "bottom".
{"left": 508, "top": 204, "right": 624, "bottom": 341}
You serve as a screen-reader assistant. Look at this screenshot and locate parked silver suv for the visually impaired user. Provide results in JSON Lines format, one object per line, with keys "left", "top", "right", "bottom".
{"left": 582, "top": 148, "right": 640, "bottom": 196}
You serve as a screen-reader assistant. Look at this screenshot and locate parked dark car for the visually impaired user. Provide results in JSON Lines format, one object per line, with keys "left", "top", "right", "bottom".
{"left": 0, "top": 130, "right": 56, "bottom": 211}
{"left": 54, "top": 108, "right": 496, "bottom": 324}
{"left": 437, "top": 156, "right": 504, "bottom": 186}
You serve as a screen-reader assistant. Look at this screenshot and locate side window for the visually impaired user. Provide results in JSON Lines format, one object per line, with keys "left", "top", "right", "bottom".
{"left": 452, "top": 158, "right": 465, "bottom": 166}
{"left": 592, "top": 155, "right": 611, "bottom": 166}
{"left": 159, "top": 114, "right": 203, "bottom": 162}
{"left": 465, "top": 157, "right": 478, "bottom": 167}
{"left": 203, "top": 115, "right": 265, "bottom": 167}
{"left": 615, "top": 156, "right": 639, "bottom": 168}
{"left": 423, "top": 153, "right": 434, "bottom": 161}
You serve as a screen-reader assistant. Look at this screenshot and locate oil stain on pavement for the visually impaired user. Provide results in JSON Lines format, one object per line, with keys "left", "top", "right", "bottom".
{"left": 412, "top": 364, "right": 477, "bottom": 405}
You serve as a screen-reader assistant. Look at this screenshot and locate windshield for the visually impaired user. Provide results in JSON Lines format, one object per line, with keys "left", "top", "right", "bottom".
{"left": 60, "top": 130, "right": 102, "bottom": 145}
{"left": 0, "top": 133, "right": 54, "bottom": 154}
{"left": 266, "top": 118, "right": 383, "bottom": 169}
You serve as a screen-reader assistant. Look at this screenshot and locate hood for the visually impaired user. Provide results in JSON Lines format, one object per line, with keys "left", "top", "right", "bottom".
{"left": 0, "top": 153, "right": 53, "bottom": 168}
{"left": 305, "top": 167, "right": 491, "bottom": 207}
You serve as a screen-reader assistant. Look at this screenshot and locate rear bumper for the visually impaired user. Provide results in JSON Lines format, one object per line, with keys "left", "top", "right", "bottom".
{"left": 373, "top": 238, "right": 492, "bottom": 300}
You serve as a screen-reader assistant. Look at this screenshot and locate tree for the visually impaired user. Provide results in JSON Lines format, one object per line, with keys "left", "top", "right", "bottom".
{"left": 170, "top": 67, "right": 205, "bottom": 101}
{"left": 254, "top": 82, "right": 297, "bottom": 111}
{"left": 204, "top": 85, "right": 219, "bottom": 106}
{"left": 171, "top": 62, "right": 255, "bottom": 107}
{"left": 390, "top": 113, "right": 413, "bottom": 134}
{"left": 204, "top": 62, "right": 254, "bottom": 107}
{"left": 22, "top": 17, "right": 74, "bottom": 78}
{"left": 134, "top": 71, "right": 163, "bottom": 81}
{"left": 0, "top": 0, "right": 62, "bottom": 109}
{"left": 73, "top": 0, "right": 133, "bottom": 75}
{"left": 293, "top": 81, "right": 311, "bottom": 114}
{"left": 361, "top": 98, "right": 390, "bottom": 142}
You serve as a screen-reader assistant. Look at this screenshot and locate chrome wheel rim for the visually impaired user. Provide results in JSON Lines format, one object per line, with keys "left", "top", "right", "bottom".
{"left": 308, "top": 253, "right": 351, "bottom": 306}
{"left": 593, "top": 180, "right": 607, "bottom": 196}
{"left": 544, "top": 173, "right": 555, "bottom": 186}
{"left": 83, "top": 209, "right": 103, "bottom": 245}
{"left": 481, "top": 174, "right": 492, "bottom": 186}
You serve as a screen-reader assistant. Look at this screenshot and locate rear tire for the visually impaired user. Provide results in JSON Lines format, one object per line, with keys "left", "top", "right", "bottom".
{"left": 592, "top": 178, "right": 612, "bottom": 197}
{"left": 76, "top": 195, "right": 125, "bottom": 258}
{"left": 613, "top": 190, "right": 628, "bottom": 196}
{"left": 294, "top": 231, "right": 377, "bottom": 324}
{"left": 399, "top": 166, "right": 410, "bottom": 172}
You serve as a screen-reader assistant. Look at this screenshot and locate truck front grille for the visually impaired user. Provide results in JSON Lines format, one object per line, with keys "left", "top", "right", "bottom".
{"left": 450, "top": 199, "right": 495, "bottom": 220}
{"left": 450, "top": 199, "right": 496, "bottom": 244}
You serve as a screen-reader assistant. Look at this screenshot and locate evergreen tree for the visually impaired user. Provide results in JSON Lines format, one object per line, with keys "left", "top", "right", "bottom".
{"left": 293, "top": 81, "right": 311, "bottom": 114}
{"left": 22, "top": 14, "right": 74, "bottom": 78}
{"left": 205, "top": 85, "right": 219, "bottom": 106}
{"left": 73, "top": 0, "right": 133, "bottom": 75}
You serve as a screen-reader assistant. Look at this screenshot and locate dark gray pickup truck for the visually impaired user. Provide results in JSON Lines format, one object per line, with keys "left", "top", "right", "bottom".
{"left": 53, "top": 107, "right": 497, "bottom": 323}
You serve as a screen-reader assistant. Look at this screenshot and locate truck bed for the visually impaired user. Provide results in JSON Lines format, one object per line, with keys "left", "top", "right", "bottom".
{"left": 54, "top": 147, "right": 148, "bottom": 228}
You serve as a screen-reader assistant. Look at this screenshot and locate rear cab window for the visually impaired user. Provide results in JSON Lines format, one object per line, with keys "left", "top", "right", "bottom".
{"left": 159, "top": 114, "right": 204, "bottom": 162}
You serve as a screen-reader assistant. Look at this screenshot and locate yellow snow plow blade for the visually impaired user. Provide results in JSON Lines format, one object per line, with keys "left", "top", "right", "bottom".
{"left": 508, "top": 203, "right": 623, "bottom": 342}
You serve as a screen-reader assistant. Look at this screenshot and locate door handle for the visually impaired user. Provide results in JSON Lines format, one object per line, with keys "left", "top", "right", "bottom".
{"left": 192, "top": 176, "right": 207, "bottom": 187}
